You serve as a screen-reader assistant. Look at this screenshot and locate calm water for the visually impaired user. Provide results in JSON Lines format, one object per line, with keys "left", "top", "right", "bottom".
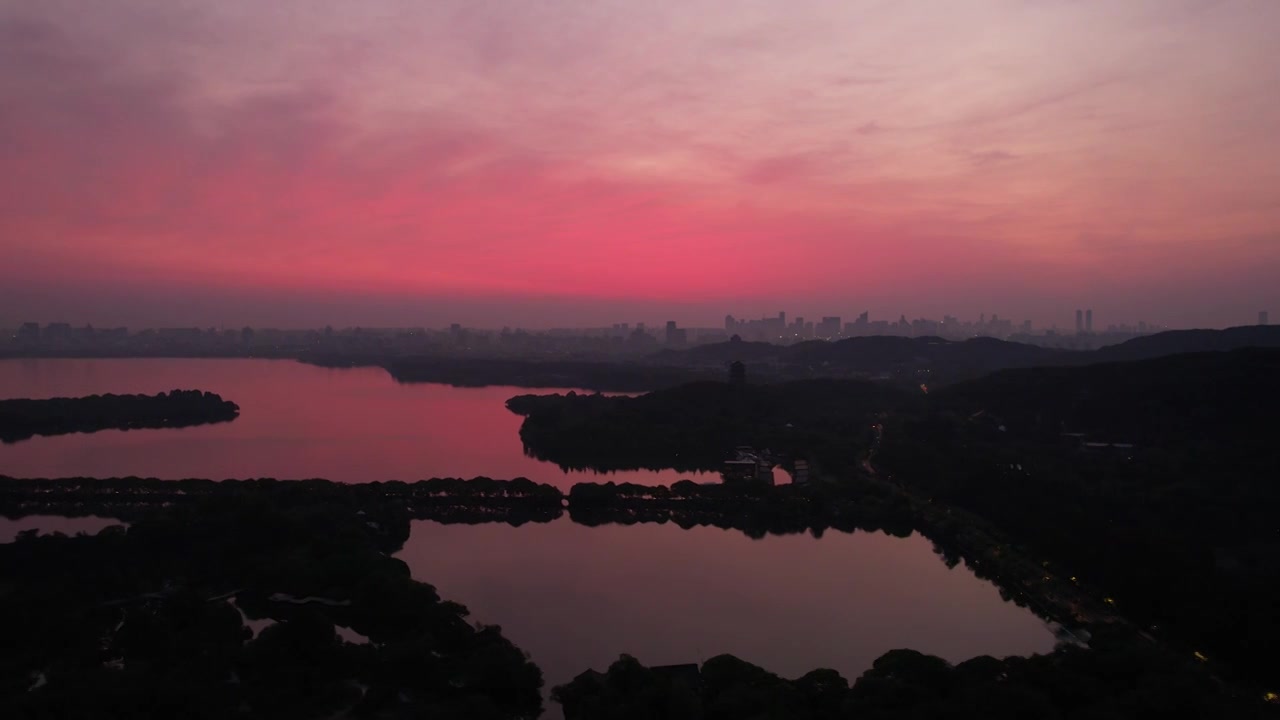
{"left": 1, "top": 358, "right": 1056, "bottom": 714}
{"left": 0, "top": 515, "right": 126, "bottom": 543}
{"left": 0, "top": 358, "right": 706, "bottom": 487}
{"left": 397, "top": 519, "right": 1056, "bottom": 705}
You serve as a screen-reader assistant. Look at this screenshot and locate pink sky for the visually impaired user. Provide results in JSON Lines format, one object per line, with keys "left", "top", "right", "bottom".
{"left": 1, "top": 0, "right": 1277, "bottom": 329}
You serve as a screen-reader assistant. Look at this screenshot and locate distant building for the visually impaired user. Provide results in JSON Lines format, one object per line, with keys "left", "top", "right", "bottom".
{"left": 1085, "top": 309, "right": 1093, "bottom": 333}
{"left": 792, "top": 459, "right": 810, "bottom": 485}
{"left": 158, "top": 327, "right": 201, "bottom": 339}
{"left": 1075, "top": 309, "right": 1083, "bottom": 334}
{"left": 845, "top": 311, "right": 870, "bottom": 336}
{"left": 44, "top": 322, "right": 72, "bottom": 341}
{"left": 17, "top": 322, "right": 40, "bottom": 341}
{"left": 664, "top": 321, "right": 686, "bottom": 347}
{"left": 627, "top": 327, "right": 657, "bottom": 350}
{"left": 755, "top": 457, "right": 774, "bottom": 484}
{"left": 1261, "top": 311, "right": 1270, "bottom": 326}
{"left": 817, "top": 316, "right": 841, "bottom": 338}
{"left": 723, "top": 447, "right": 774, "bottom": 485}
{"left": 728, "top": 361, "right": 745, "bottom": 387}
{"left": 722, "top": 459, "right": 758, "bottom": 483}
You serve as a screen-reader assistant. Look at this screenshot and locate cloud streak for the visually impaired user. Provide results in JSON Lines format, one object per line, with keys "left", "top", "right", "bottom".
{"left": 1, "top": 0, "right": 1278, "bottom": 328}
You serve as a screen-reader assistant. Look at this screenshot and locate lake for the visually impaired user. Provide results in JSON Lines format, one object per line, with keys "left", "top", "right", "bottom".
{"left": 0, "top": 514, "right": 125, "bottom": 543}
{"left": 0, "top": 358, "right": 706, "bottom": 487}
{"left": 0, "top": 358, "right": 1057, "bottom": 712}
{"left": 397, "top": 518, "right": 1057, "bottom": 705}
{"left": 3, "top": 510, "right": 1059, "bottom": 714}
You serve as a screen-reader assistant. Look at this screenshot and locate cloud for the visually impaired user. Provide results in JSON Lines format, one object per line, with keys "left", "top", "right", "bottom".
{"left": 741, "top": 154, "right": 820, "bottom": 185}
{"left": 1, "top": 1, "right": 1278, "bottom": 328}
{"left": 832, "top": 75, "right": 887, "bottom": 87}
{"left": 968, "top": 149, "right": 1018, "bottom": 165}
{"left": 0, "top": 13, "right": 889, "bottom": 311}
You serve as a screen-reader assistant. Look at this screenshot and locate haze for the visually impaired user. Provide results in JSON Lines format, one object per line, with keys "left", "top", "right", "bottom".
{"left": 2, "top": 0, "right": 1277, "bottom": 329}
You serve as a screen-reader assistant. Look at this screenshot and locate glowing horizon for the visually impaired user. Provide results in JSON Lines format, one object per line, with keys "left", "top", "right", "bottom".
{"left": 2, "top": 0, "right": 1277, "bottom": 329}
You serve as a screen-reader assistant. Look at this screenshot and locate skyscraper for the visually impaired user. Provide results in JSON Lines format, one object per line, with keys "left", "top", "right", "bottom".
{"left": 1075, "top": 309, "right": 1083, "bottom": 334}
{"left": 1085, "top": 309, "right": 1093, "bottom": 333}
{"left": 729, "top": 361, "right": 746, "bottom": 387}
{"left": 665, "top": 321, "right": 686, "bottom": 346}
{"left": 1261, "top": 311, "right": 1270, "bottom": 326}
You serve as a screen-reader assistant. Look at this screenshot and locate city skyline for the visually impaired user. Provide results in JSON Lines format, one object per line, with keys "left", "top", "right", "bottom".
{"left": 8, "top": 305, "right": 1271, "bottom": 363}
{"left": 15, "top": 302, "right": 1270, "bottom": 337}
{"left": 2, "top": 1, "right": 1278, "bottom": 329}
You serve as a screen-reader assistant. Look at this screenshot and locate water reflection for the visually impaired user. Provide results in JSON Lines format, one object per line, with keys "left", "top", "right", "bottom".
{"left": 395, "top": 518, "right": 1055, "bottom": 711}
{"left": 0, "top": 359, "right": 709, "bottom": 487}
{"left": 0, "top": 515, "right": 126, "bottom": 543}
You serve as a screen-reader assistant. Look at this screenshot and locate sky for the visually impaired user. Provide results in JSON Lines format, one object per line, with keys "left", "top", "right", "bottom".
{"left": 1, "top": 0, "right": 1278, "bottom": 330}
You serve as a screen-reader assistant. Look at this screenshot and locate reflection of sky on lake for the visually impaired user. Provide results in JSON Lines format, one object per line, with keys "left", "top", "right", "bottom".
{"left": 0, "top": 515, "right": 126, "bottom": 543}
{"left": 0, "top": 358, "right": 708, "bottom": 486}
{"left": 397, "top": 519, "right": 1056, "bottom": 713}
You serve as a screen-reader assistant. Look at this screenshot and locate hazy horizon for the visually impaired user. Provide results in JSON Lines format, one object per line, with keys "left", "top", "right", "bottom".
{"left": 3, "top": 0, "right": 1277, "bottom": 330}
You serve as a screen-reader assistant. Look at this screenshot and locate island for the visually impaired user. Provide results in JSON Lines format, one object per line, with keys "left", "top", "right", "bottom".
{"left": 0, "top": 475, "right": 566, "bottom": 527}
{"left": 507, "top": 378, "right": 913, "bottom": 475}
{"left": 0, "top": 390, "right": 240, "bottom": 443}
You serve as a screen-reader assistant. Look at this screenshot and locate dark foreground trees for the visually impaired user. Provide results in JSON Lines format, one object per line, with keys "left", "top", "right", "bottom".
{"left": 0, "top": 496, "right": 544, "bottom": 719}
{"left": 880, "top": 349, "right": 1280, "bottom": 685}
{"left": 554, "top": 636, "right": 1258, "bottom": 720}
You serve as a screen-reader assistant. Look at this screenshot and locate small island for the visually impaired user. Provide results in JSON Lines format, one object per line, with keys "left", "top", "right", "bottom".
{"left": 0, "top": 390, "right": 240, "bottom": 443}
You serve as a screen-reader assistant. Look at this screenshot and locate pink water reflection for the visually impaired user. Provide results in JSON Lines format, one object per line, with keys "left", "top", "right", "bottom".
{"left": 397, "top": 519, "right": 1056, "bottom": 710}
{"left": 0, "top": 358, "right": 707, "bottom": 487}
{"left": 0, "top": 515, "right": 126, "bottom": 543}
